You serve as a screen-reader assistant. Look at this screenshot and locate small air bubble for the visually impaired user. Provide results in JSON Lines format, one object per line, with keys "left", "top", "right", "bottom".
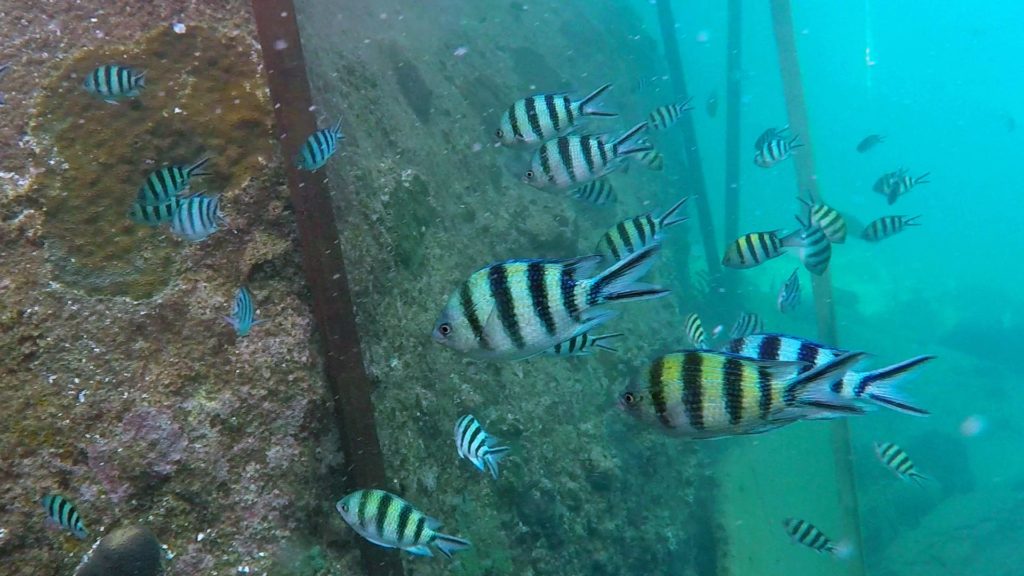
{"left": 280, "top": 11, "right": 288, "bottom": 17}
{"left": 273, "top": 39, "right": 288, "bottom": 51}
{"left": 308, "top": 105, "right": 317, "bottom": 112}
{"left": 172, "top": 22, "right": 186, "bottom": 34}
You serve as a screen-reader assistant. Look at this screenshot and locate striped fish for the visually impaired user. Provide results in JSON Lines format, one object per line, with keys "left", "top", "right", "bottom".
{"left": 336, "top": 489, "right": 471, "bottom": 558}
{"left": 136, "top": 157, "right": 211, "bottom": 206}
{"left": 873, "top": 169, "right": 929, "bottom": 205}
{"left": 799, "top": 198, "right": 846, "bottom": 243}
{"left": 571, "top": 179, "right": 615, "bottom": 205}
{"left": 454, "top": 415, "right": 511, "bottom": 478}
{"left": 547, "top": 332, "right": 622, "bottom": 356}
{"left": 40, "top": 494, "right": 88, "bottom": 539}
{"left": 224, "top": 286, "right": 262, "bottom": 337}
{"left": 523, "top": 122, "right": 651, "bottom": 191}
{"left": 721, "top": 230, "right": 800, "bottom": 269}
{"left": 690, "top": 269, "right": 711, "bottom": 297}
{"left": 618, "top": 350, "right": 866, "bottom": 439}
{"left": 496, "top": 83, "right": 616, "bottom": 147}
{"left": 0, "top": 63, "right": 9, "bottom": 107}
{"left": 754, "top": 126, "right": 788, "bottom": 151}
{"left": 783, "top": 518, "right": 849, "bottom": 558}
{"left": 794, "top": 216, "right": 831, "bottom": 276}
{"left": 170, "top": 194, "right": 223, "bottom": 242}
{"left": 634, "top": 147, "right": 664, "bottom": 171}
{"left": 754, "top": 134, "right": 802, "bottom": 168}
{"left": 295, "top": 120, "right": 344, "bottom": 171}
{"left": 777, "top": 269, "right": 801, "bottom": 313}
{"left": 684, "top": 313, "right": 707, "bottom": 349}
{"left": 128, "top": 200, "right": 179, "bottom": 226}
{"left": 861, "top": 215, "right": 920, "bottom": 242}
{"left": 597, "top": 195, "right": 689, "bottom": 262}
{"left": 722, "top": 333, "right": 934, "bottom": 416}
{"left": 83, "top": 64, "right": 145, "bottom": 101}
{"left": 432, "top": 243, "right": 667, "bottom": 361}
{"left": 729, "top": 312, "right": 762, "bottom": 339}
{"left": 874, "top": 442, "right": 930, "bottom": 485}
{"left": 647, "top": 99, "right": 693, "bottom": 130}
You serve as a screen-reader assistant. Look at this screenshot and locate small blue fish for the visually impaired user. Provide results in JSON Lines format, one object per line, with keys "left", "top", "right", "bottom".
{"left": 224, "top": 286, "right": 262, "bottom": 337}
{"left": 83, "top": 64, "right": 145, "bottom": 102}
{"left": 777, "top": 268, "right": 801, "bottom": 313}
{"left": 729, "top": 312, "right": 763, "bottom": 339}
{"left": 128, "top": 200, "right": 179, "bottom": 226}
{"left": 169, "top": 194, "right": 223, "bottom": 242}
{"left": 0, "top": 64, "right": 10, "bottom": 106}
{"left": 136, "top": 157, "right": 211, "bottom": 206}
{"left": 295, "top": 120, "right": 343, "bottom": 171}
{"left": 454, "top": 415, "right": 511, "bottom": 479}
{"left": 40, "top": 494, "right": 88, "bottom": 539}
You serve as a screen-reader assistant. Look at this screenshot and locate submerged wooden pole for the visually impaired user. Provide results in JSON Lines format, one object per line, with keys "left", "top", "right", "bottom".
{"left": 251, "top": 3, "right": 404, "bottom": 575}
{"left": 655, "top": 0, "right": 721, "bottom": 277}
{"left": 769, "top": 2, "right": 865, "bottom": 575}
{"left": 723, "top": 0, "right": 742, "bottom": 245}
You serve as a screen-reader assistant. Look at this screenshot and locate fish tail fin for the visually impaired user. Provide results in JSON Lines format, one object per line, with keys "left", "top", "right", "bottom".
{"left": 914, "top": 172, "right": 930, "bottom": 184}
{"left": 135, "top": 71, "right": 146, "bottom": 87}
{"left": 612, "top": 122, "right": 652, "bottom": 156}
{"left": 433, "top": 533, "right": 472, "bottom": 558}
{"left": 589, "top": 332, "right": 624, "bottom": 352}
{"left": 788, "top": 352, "right": 868, "bottom": 415}
{"left": 482, "top": 445, "right": 511, "bottom": 479}
{"left": 789, "top": 134, "right": 803, "bottom": 149}
{"left": 588, "top": 244, "right": 668, "bottom": 304}
{"left": 829, "top": 539, "right": 855, "bottom": 560}
{"left": 331, "top": 118, "right": 344, "bottom": 136}
{"left": 909, "top": 470, "right": 933, "bottom": 487}
{"left": 855, "top": 355, "right": 934, "bottom": 416}
{"left": 579, "top": 82, "right": 617, "bottom": 117}
{"left": 904, "top": 215, "right": 923, "bottom": 226}
{"left": 657, "top": 195, "right": 690, "bottom": 229}
{"left": 188, "top": 156, "right": 213, "bottom": 177}
{"left": 223, "top": 315, "right": 239, "bottom": 329}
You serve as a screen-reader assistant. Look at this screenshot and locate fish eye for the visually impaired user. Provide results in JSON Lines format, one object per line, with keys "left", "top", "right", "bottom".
{"left": 438, "top": 323, "right": 452, "bottom": 337}
{"left": 622, "top": 392, "right": 637, "bottom": 405}
{"left": 495, "top": 128, "right": 504, "bottom": 139}
{"left": 525, "top": 170, "right": 534, "bottom": 180}
{"left": 341, "top": 504, "right": 349, "bottom": 513}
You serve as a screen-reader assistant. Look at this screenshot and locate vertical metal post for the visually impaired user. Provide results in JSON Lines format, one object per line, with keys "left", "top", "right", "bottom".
{"left": 655, "top": 0, "right": 721, "bottom": 277}
{"left": 251, "top": 3, "right": 404, "bottom": 575}
{"left": 769, "top": 2, "right": 865, "bottom": 575}
{"left": 723, "top": 0, "right": 742, "bottom": 246}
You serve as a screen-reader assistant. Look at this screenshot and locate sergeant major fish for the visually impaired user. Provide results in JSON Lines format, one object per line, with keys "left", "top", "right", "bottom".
{"left": 224, "top": 286, "right": 262, "bottom": 337}
{"left": 296, "top": 119, "right": 344, "bottom": 171}
{"left": 783, "top": 518, "right": 850, "bottom": 558}
{"left": 129, "top": 200, "right": 179, "bottom": 226}
{"left": 547, "top": 332, "right": 622, "bottom": 356}
{"left": 856, "top": 134, "right": 885, "bottom": 153}
{"left": 40, "top": 494, "right": 88, "bottom": 539}
{"left": 83, "top": 64, "right": 145, "bottom": 102}
{"left": 874, "top": 441, "right": 930, "bottom": 485}
{"left": 432, "top": 243, "right": 667, "bottom": 361}
{"left": 496, "top": 83, "right": 616, "bottom": 147}
{"left": 755, "top": 132, "right": 802, "bottom": 168}
{"left": 777, "top": 268, "right": 801, "bottom": 314}
{"left": 336, "top": 489, "right": 471, "bottom": 558}
{"left": 873, "top": 169, "right": 929, "bottom": 205}
{"left": 684, "top": 312, "right": 707, "bottom": 349}
{"left": 597, "top": 195, "right": 689, "bottom": 262}
{"left": 454, "top": 415, "right": 511, "bottom": 479}
{"left": 722, "top": 229, "right": 801, "bottom": 269}
{"left": 136, "top": 157, "right": 212, "bottom": 206}
{"left": 170, "top": 194, "right": 223, "bottom": 242}
{"left": 571, "top": 179, "right": 615, "bottom": 205}
{"left": 799, "top": 198, "right": 846, "bottom": 243}
{"left": 754, "top": 125, "right": 788, "bottom": 150}
{"left": 794, "top": 216, "right": 832, "bottom": 276}
{"left": 523, "top": 122, "right": 651, "bottom": 191}
{"left": 729, "top": 312, "right": 762, "bottom": 339}
{"left": 634, "top": 147, "right": 664, "bottom": 171}
{"left": 647, "top": 99, "right": 693, "bottom": 130}
{"left": 618, "top": 349, "right": 866, "bottom": 439}
{"left": 722, "top": 333, "right": 934, "bottom": 416}
{"left": 861, "top": 215, "right": 920, "bottom": 242}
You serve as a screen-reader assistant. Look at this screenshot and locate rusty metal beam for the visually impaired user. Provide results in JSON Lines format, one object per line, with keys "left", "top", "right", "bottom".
{"left": 251, "top": 3, "right": 404, "bottom": 575}
{"left": 724, "top": 0, "right": 742, "bottom": 246}
{"left": 769, "top": 2, "right": 865, "bottom": 575}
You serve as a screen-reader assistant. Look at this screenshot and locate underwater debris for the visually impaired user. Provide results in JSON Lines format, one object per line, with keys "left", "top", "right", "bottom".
{"left": 75, "top": 525, "right": 163, "bottom": 576}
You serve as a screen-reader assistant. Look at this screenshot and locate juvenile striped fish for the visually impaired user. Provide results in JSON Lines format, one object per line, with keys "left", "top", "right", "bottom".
{"left": 783, "top": 518, "right": 849, "bottom": 558}
{"left": 433, "top": 244, "right": 667, "bottom": 361}
{"left": 523, "top": 122, "right": 651, "bottom": 191}
{"left": 224, "top": 286, "right": 262, "bottom": 337}
{"left": 454, "top": 415, "right": 511, "bottom": 478}
{"left": 496, "top": 83, "right": 616, "bottom": 147}
{"left": 873, "top": 169, "right": 929, "bottom": 205}
{"left": 861, "top": 215, "right": 920, "bottom": 242}
{"left": 40, "top": 494, "right": 88, "bottom": 539}
{"left": 754, "top": 134, "right": 802, "bottom": 168}
{"left": 777, "top": 269, "right": 801, "bottom": 313}
{"left": 684, "top": 313, "right": 707, "bottom": 349}
{"left": 136, "top": 157, "right": 211, "bottom": 206}
{"left": 336, "top": 489, "right": 471, "bottom": 558}
{"left": 571, "top": 179, "right": 615, "bottom": 205}
{"left": 618, "top": 350, "right": 866, "bottom": 439}
{"left": 722, "top": 333, "right": 934, "bottom": 416}
{"left": 647, "top": 99, "right": 693, "bottom": 130}
{"left": 794, "top": 216, "right": 831, "bottom": 276}
{"left": 754, "top": 126, "right": 788, "bottom": 151}
{"left": 128, "top": 200, "right": 179, "bottom": 226}
{"left": 856, "top": 134, "right": 885, "bottom": 153}
{"left": 296, "top": 120, "right": 344, "bottom": 171}
{"left": 874, "top": 442, "right": 930, "bottom": 485}
{"left": 799, "top": 198, "right": 846, "bottom": 243}
{"left": 729, "top": 312, "right": 762, "bottom": 339}
{"left": 597, "top": 195, "right": 689, "bottom": 262}
{"left": 170, "top": 194, "right": 223, "bottom": 242}
{"left": 547, "top": 332, "right": 622, "bottom": 356}
{"left": 634, "top": 147, "right": 664, "bottom": 171}
{"left": 83, "top": 64, "right": 145, "bottom": 101}
{"left": 722, "top": 229, "right": 800, "bottom": 269}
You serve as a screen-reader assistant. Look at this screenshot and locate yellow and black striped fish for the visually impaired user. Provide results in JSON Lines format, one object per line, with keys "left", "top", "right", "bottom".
{"left": 648, "top": 99, "right": 693, "bottom": 130}
{"left": 754, "top": 133, "right": 802, "bottom": 168}
{"left": 433, "top": 244, "right": 667, "bottom": 360}
{"left": 618, "top": 350, "right": 865, "bottom": 439}
{"left": 684, "top": 313, "right": 707, "bottom": 349}
{"left": 597, "top": 195, "right": 689, "bottom": 262}
{"left": 799, "top": 198, "right": 846, "bottom": 243}
{"left": 722, "top": 229, "right": 800, "bottom": 269}
{"left": 547, "top": 332, "right": 622, "bottom": 356}
{"left": 861, "top": 215, "right": 920, "bottom": 242}
{"left": 873, "top": 168, "right": 929, "bottom": 205}
{"left": 336, "top": 489, "right": 471, "bottom": 558}
{"left": 496, "top": 83, "right": 616, "bottom": 147}
{"left": 874, "top": 442, "right": 930, "bottom": 485}
{"left": 523, "top": 123, "right": 651, "bottom": 191}
{"left": 794, "top": 216, "right": 832, "bottom": 276}
{"left": 783, "top": 518, "right": 849, "bottom": 558}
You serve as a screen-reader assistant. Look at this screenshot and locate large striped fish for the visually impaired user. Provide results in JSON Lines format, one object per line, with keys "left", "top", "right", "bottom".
{"left": 722, "top": 333, "right": 933, "bottom": 416}
{"left": 874, "top": 442, "right": 930, "bottom": 485}
{"left": 454, "top": 415, "right": 511, "bottom": 479}
{"left": 722, "top": 230, "right": 801, "bottom": 269}
{"left": 83, "top": 64, "right": 145, "bottom": 102}
{"left": 597, "top": 195, "right": 689, "bottom": 262}
{"left": 647, "top": 99, "right": 693, "bottom": 130}
{"left": 496, "top": 83, "right": 616, "bottom": 147}
{"left": 861, "top": 215, "right": 920, "bottom": 242}
{"left": 40, "top": 494, "right": 88, "bottom": 539}
{"left": 296, "top": 120, "right": 344, "bottom": 171}
{"left": 799, "top": 198, "right": 846, "bottom": 243}
{"left": 170, "top": 194, "right": 223, "bottom": 242}
{"left": 547, "top": 332, "right": 622, "bottom": 356}
{"left": 523, "top": 122, "right": 651, "bottom": 191}
{"left": 136, "top": 157, "right": 211, "bottom": 206}
{"left": 783, "top": 518, "right": 850, "bottom": 558}
{"left": 618, "top": 350, "right": 866, "bottom": 439}
{"left": 336, "top": 489, "right": 471, "bottom": 558}
{"left": 794, "top": 216, "right": 832, "bottom": 276}
{"left": 433, "top": 244, "right": 667, "bottom": 361}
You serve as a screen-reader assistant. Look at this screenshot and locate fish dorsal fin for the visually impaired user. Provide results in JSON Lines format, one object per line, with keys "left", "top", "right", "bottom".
{"left": 558, "top": 254, "right": 604, "bottom": 279}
